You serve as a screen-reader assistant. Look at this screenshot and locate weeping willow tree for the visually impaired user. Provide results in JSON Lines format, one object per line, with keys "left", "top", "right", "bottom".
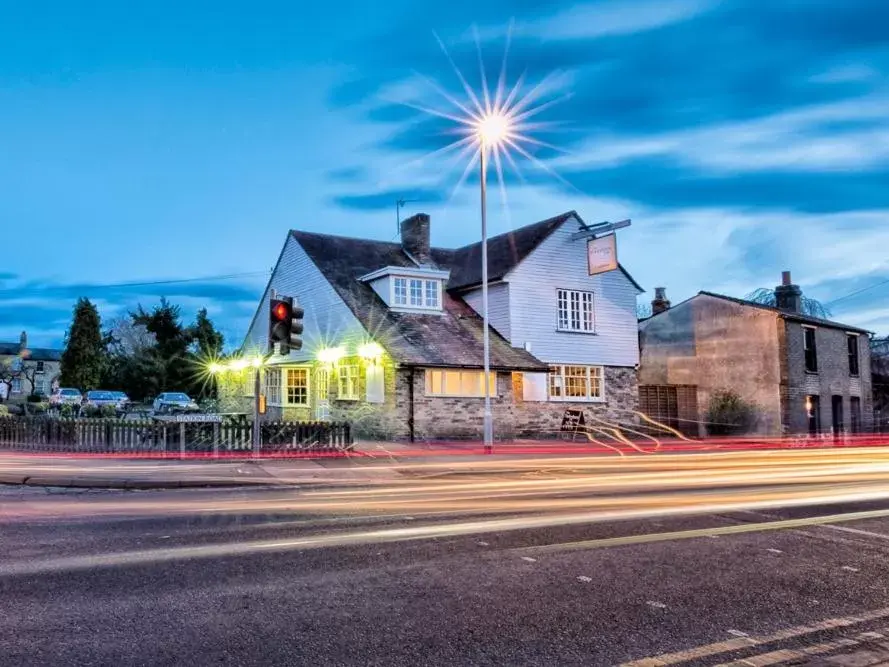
{"left": 744, "top": 288, "right": 832, "bottom": 319}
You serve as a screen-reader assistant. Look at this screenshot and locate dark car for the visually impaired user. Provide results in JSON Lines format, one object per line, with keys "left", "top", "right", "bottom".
{"left": 152, "top": 392, "right": 199, "bottom": 415}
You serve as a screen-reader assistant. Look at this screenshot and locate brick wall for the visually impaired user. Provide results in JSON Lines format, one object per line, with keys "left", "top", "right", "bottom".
{"left": 783, "top": 321, "right": 873, "bottom": 434}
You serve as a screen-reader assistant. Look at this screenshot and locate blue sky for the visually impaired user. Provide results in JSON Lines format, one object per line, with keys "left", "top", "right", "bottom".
{"left": 2, "top": 0, "right": 888, "bottom": 348}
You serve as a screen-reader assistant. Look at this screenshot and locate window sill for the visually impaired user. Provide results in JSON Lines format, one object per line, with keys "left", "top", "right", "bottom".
{"left": 269, "top": 403, "right": 310, "bottom": 408}
{"left": 425, "top": 394, "right": 499, "bottom": 399}
{"left": 335, "top": 397, "right": 360, "bottom": 402}
{"left": 805, "top": 370, "right": 819, "bottom": 375}
{"left": 390, "top": 306, "right": 443, "bottom": 315}
{"left": 555, "top": 329, "right": 597, "bottom": 336}
{"left": 548, "top": 397, "right": 605, "bottom": 403}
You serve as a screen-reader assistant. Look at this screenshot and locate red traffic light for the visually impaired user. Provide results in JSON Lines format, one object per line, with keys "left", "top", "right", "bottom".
{"left": 272, "top": 301, "right": 289, "bottom": 321}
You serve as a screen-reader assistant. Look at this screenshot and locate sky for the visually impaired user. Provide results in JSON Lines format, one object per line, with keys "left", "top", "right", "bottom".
{"left": 1, "top": 0, "right": 888, "bottom": 349}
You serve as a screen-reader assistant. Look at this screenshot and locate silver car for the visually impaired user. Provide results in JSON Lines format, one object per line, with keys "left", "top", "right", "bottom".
{"left": 152, "top": 392, "right": 199, "bottom": 415}
{"left": 50, "top": 388, "right": 83, "bottom": 407}
{"left": 83, "top": 390, "right": 122, "bottom": 414}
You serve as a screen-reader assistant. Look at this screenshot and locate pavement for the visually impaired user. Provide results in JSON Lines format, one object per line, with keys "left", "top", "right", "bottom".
{"left": 5, "top": 479, "right": 889, "bottom": 665}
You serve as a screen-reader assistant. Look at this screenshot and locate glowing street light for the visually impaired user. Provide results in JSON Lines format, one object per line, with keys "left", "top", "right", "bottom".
{"left": 407, "top": 26, "right": 571, "bottom": 453}
{"left": 474, "top": 110, "right": 513, "bottom": 454}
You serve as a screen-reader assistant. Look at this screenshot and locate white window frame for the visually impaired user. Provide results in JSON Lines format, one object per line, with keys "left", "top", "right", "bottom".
{"left": 10, "top": 378, "right": 22, "bottom": 394}
{"left": 424, "top": 369, "right": 496, "bottom": 398}
{"left": 390, "top": 276, "right": 442, "bottom": 311}
{"left": 557, "top": 289, "right": 596, "bottom": 333}
{"left": 337, "top": 364, "right": 360, "bottom": 401}
{"left": 548, "top": 365, "right": 604, "bottom": 402}
{"left": 284, "top": 367, "right": 310, "bottom": 406}
{"left": 265, "top": 367, "right": 310, "bottom": 407}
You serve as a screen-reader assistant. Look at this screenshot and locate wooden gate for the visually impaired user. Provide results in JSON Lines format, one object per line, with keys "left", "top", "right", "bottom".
{"left": 638, "top": 384, "right": 699, "bottom": 436}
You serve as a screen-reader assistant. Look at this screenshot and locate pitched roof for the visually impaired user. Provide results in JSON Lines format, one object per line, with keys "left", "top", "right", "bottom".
{"left": 290, "top": 230, "right": 547, "bottom": 371}
{"left": 0, "top": 341, "right": 61, "bottom": 362}
{"left": 697, "top": 291, "right": 870, "bottom": 334}
{"left": 435, "top": 210, "right": 644, "bottom": 292}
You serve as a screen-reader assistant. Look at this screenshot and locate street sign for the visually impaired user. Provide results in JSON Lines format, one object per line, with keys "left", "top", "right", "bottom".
{"left": 587, "top": 234, "right": 618, "bottom": 276}
{"left": 153, "top": 414, "right": 223, "bottom": 423}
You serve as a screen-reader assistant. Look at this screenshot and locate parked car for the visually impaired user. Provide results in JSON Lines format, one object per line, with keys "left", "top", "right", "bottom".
{"left": 49, "top": 388, "right": 83, "bottom": 407}
{"left": 152, "top": 392, "right": 199, "bottom": 415}
{"left": 109, "top": 391, "right": 131, "bottom": 412}
{"left": 83, "top": 390, "right": 124, "bottom": 415}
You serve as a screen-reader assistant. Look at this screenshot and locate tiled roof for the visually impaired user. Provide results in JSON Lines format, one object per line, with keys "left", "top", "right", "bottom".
{"left": 697, "top": 291, "right": 871, "bottom": 334}
{"left": 0, "top": 342, "right": 61, "bottom": 362}
{"left": 435, "top": 210, "right": 644, "bottom": 292}
{"left": 290, "top": 230, "right": 547, "bottom": 371}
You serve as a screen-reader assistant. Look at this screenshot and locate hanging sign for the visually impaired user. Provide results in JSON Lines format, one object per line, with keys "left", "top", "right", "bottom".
{"left": 587, "top": 234, "right": 618, "bottom": 276}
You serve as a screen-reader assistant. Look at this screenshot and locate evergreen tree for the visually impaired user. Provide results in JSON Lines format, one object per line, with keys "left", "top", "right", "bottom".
{"left": 190, "top": 308, "right": 225, "bottom": 359}
{"left": 59, "top": 298, "right": 106, "bottom": 390}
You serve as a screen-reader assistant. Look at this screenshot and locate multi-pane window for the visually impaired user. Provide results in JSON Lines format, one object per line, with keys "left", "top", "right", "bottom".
{"left": 548, "top": 365, "right": 603, "bottom": 401}
{"left": 557, "top": 289, "right": 595, "bottom": 332}
{"left": 315, "top": 367, "right": 330, "bottom": 401}
{"left": 393, "top": 278, "right": 408, "bottom": 306}
{"left": 803, "top": 326, "right": 818, "bottom": 373}
{"left": 33, "top": 377, "right": 47, "bottom": 395}
{"left": 286, "top": 368, "right": 309, "bottom": 406}
{"left": 425, "top": 370, "right": 496, "bottom": 397}
{"left": 265, "top": 368, "right": 281, "bottom": 405}
{"left": 10, "top": 378, "right": 21, "bottom": 394}
{"left": 337, "top": 364, "right": 359, "bottom": 400}
{"left": 391, "top": 277, "right": 441, "bottom": 310}
{"left": 847, "top": 334, "right": 860, "bottom": 376}
{"left": 409, "top": 279, "right": 423, "bottom": 307}
{"left": 425, "top": 280, "right": 439, "bottom": 308}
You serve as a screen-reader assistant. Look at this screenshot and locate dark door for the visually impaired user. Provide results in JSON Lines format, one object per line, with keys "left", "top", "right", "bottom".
{"left": 807, "top": 395, "right": 821, "bottom": 435}
{"left": 832, "top": 395, "right": 844, "bottom": 435}
{"left": 850, "top": 397, "right": 862, "bottom": 434}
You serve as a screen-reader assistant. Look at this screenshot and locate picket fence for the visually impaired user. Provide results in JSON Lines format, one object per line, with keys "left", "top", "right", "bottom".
{"left": 0, "top": 416, "right": 353, "bottom": 455}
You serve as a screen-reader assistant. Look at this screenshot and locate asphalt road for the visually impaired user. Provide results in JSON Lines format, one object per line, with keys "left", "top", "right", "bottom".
{"left": 5, "top": 481, "right": 889, "bottom": 665}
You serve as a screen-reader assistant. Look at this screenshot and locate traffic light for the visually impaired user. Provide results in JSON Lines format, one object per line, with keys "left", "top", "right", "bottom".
{"left": 268, "top": 295, "right": 304, "bottom": 356}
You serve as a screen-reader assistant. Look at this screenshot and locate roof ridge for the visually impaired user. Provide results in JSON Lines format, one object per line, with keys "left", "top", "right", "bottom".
{"left": 448, "top": 210, "right": 577, "bottom": 252}
{"left": 291, "top": 229, "right": 404, "bottom": 247}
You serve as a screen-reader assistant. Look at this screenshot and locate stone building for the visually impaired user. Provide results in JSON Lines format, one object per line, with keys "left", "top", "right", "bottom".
{"left": 0, "top": 331, "right": 62, "bottom": 403}
{"left": 638, "top": 272, "right": 873, "bottom": 436}
{"left": 226, "top": 211, "right": 643, "bottom": 441}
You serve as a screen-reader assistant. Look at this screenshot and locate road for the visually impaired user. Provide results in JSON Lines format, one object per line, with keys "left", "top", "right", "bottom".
{"left": 5, "top": 452, "right": 889, "bottom": 665}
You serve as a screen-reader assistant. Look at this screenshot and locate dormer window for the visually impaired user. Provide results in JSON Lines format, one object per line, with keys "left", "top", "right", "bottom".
{"left": 360, "top": 265, "right": 449, "bottom": 312}
{"left": 393, "top": 276, "right": 441, "bottom": 310}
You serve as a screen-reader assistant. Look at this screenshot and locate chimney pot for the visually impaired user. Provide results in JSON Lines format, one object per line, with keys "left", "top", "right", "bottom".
{"left": 400, "top": 213, "right": 431, "bottom": 265}
{"left": 651, "top": 287, "right": 671, "bottom": 315}
{"left": 19, "top": 331, "right": 27, "bottom": 352}
{"left": 775, "top": 270, "right": 802, "bottom": 313}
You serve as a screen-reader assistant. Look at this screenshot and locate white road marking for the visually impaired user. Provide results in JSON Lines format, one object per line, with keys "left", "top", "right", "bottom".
{"left": 577, "top": 575, "right": 592, "bottom": 583}
{"left": 842, "top": 565, "right": 860, "bottom": 572}
{"left": 476, "top": 540, "right": 489, "bottom": 546}
{"left": 727, "top": 629, "right": 749, "bottom": 638}
{"left": 823, "top": 524, "right": 889, "bottom": 541}
{"left": 647, "top": 601, "right": 667, "bottom": 609}
{"left": 520, "top": 556, "right": 537, "bottom": 562}
{"left": 766, "top": 548, "right": 783, "bottom": 554}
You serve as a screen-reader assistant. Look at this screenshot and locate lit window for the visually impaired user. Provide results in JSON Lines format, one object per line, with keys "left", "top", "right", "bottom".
{"left": 425, "top": 369, "right": 496, "bottom": 397}
{"left": 557, "top": 289, "right": 595, "bottom": 332}
{"left": 285, "top": 368, "right": 309, "bottom": 406}
{"left": 393, "top": 278, "right": 408, "bottom": 306}
{"left": 548, "top": 366, "right": 603, "bottom": 401}
{"left": 337, "top": 364, "right": 359, "bottom": 400}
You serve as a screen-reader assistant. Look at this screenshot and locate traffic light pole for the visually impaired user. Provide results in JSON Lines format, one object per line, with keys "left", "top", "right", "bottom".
{"left": 253, "top": 364, "right": 261, "bottom": 458}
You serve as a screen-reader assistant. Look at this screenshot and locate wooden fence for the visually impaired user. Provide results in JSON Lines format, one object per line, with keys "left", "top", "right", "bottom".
{"left": 0, "top": 416, "right": 353, "bottom": 455}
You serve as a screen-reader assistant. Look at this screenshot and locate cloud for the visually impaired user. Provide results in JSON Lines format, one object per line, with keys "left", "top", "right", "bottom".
{"left": 333, "top": 188, "right": 447, "bottom": 212}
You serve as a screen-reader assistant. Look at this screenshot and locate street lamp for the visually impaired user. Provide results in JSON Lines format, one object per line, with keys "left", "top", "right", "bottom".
{"left": 474, "top": 111, "right": 513, "bottom": 454}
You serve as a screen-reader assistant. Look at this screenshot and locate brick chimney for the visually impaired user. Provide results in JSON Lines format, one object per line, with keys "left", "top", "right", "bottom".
{"left": 400, "top": 213, "right": 431, "bottom": 265}
{"left": 18, "top": 331, "right": 27, "bottom": 352}
{"left": 651, "top": 287, "right": 671, "bottom": 315}
{"left": 774, "top": 270, "right": 802, "bottom": 313}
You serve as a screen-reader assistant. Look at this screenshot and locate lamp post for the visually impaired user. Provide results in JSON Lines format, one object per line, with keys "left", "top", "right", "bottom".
{"left": 475, "top": 112, "right": 510, "bottom": 455}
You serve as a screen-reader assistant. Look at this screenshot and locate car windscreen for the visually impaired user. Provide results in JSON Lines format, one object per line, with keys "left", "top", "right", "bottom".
{"left": 165, "top": 393, "right": 191, "bottom": 401}
{"left": 60, "top": 389, "right": 80, "bottom": 396}
{"left": 87, "top": 391, "right": 113, "bottom": 399}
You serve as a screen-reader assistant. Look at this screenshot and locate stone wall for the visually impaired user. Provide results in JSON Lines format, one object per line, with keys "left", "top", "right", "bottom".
{"left": 404, "top": 366, "right": 638, "bottom": 441}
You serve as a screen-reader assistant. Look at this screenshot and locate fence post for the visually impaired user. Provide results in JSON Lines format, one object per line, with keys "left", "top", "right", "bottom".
{"left": 179, "top": 422, "right": 186, "bottom": 459}
{"left": 213, "top": 422, "right": 219, "bottom": 458}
